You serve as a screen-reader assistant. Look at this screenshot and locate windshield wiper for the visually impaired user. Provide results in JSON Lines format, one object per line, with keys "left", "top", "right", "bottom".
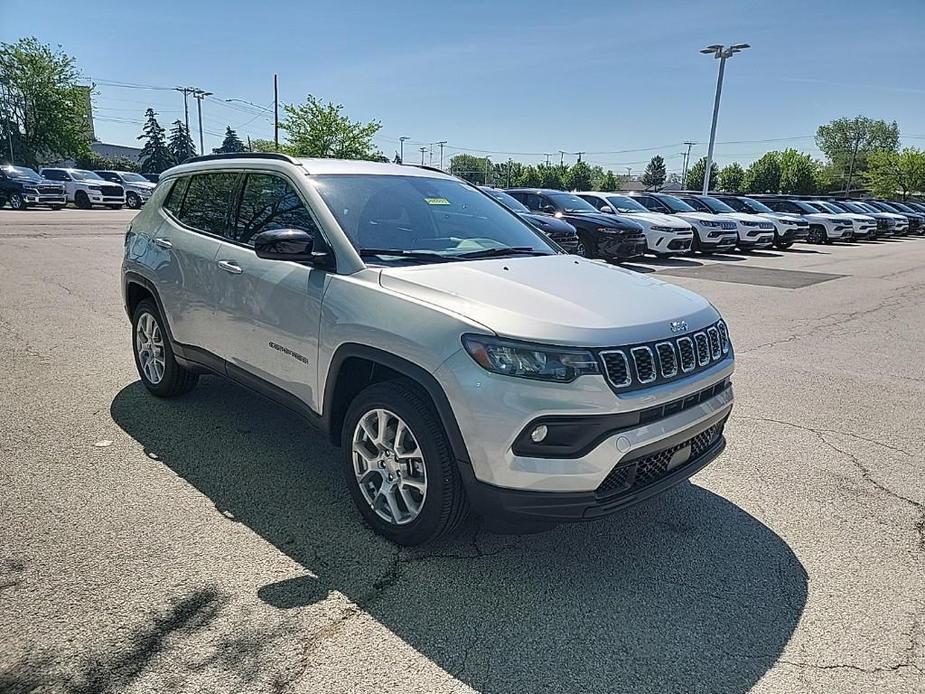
{"left": 455, "top": 246, "right": 552, "bottom": 259}
{"left": 358, "top": 248, "right": 459, "bottom": 263}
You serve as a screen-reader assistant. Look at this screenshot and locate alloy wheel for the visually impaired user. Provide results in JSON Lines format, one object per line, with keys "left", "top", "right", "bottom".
{"left": 10, "top": 194, "right": 24, "bottom": 210}
{"left": 352, "top": 408, "right": 427, "bottom": 526}
{"left": 135, "top": 311, "right": 165, "bottom": 384}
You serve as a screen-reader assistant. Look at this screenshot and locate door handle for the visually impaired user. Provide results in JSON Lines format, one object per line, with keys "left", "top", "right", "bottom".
{"left": 217, "top": 260, "right": 243, "bottom": 274}
{"left": 153, "top": 237, "right": 172, "bottom": 249}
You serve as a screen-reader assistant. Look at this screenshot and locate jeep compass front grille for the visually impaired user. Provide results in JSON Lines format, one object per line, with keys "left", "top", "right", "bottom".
{"left": 599, "top": 320, "right": 730, "bottom": 393}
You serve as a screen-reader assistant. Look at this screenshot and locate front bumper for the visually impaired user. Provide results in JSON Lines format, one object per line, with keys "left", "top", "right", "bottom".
{"left": 698, "top": 231, "right": 738, "bottom": 250}
{"left": 646, "top": 230, "right": 694, "bottom": 255}
{"left": 598, "top": 235, "right": 648, "bottom": 260}
{"left": 24, "top": 194, "right": 67, "bottom": 205}
{"left": 737, "top": 233, "right": 775, "bottom": 248}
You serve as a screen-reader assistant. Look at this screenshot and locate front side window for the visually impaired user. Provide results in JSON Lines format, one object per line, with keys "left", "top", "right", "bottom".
{"left": 545, "top": 193, "right": 598, "bottom": 213}
{"left": 737, "top": 197, "right": 773, "bottom": 213}
{"left": 605, "top": 195, "right": 649, "bottom": 213}
{"left": 699, "top": 196, "right": 737, "bottom": 214}
{"left": 176, "top": 172, "right": 239, "bottom": 235}
{"left": 682, "top": 197, "right": 710, "bottom": 212}
{"left": 310, "top": 174, "right": 554, "bottom": 261}
{"left": 96, "top": 172, "right": 120, "bottom": 183}
{"left": 42, "top": 169, "right": 68, "bottom": 181}
{"left": 655, "top": 195, "right": 697, "bottom": 213}
{"left": 232, "top": 173, "right": 320, "bottom": 246}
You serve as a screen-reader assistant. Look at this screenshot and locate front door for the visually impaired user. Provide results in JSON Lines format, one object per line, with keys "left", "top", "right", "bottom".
{"left": 210, "top": 171, "right": 327, "bottom": 411}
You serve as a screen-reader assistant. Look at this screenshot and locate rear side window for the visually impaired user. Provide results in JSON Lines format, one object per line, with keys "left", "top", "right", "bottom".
{"left": 163, "top": 177, "right": 189, "bottom": 216}
{"left": 176, "top": 172, "right": 239, "bottom": 235}
{"left": 634, "top": 196, "right": 659, "bottom": 211}
{"left": 232, "top": 173, "right": 320, "bottom": 246}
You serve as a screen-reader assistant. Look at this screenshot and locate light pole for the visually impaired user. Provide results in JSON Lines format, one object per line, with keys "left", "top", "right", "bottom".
{"left": 399, "top": 136, "right": 409, "bottom": 164}
{"left": 192, "top": 89, "right": 213, "bottom": 154}
{"left": 419, "top": 146, "right": 426, "bottom": 165}
{"left": 699, "top": 43, "right": 750, "bottom": 194}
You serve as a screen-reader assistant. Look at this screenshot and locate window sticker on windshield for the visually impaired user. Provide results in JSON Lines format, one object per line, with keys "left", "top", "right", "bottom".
{"left": 424, "top": 197, "right": 451, "bottom": 205}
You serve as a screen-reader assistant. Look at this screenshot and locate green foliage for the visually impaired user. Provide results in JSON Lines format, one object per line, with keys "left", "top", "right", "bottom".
{"left": 717, "top": 162, "right": 745, "bottom": 191}
{"left": 213, "top": 126, "right": 245, "bottom": 154}
{"left": 815, "top": 116, "right": 899, "bottom": 172}
{"left": 449, "top": 154, "right": 491, "bottom": 184}
{"left": 565, "top": 160, "right": 593, "bottom": 190}
{"left": 167, "top": 120, "right": 196, "bottom": 163}
{"left": 495, "top": 160, "right": 522, "bottom": 186}
{"left": 686, "top": 157, "right": 718, "bottom": 191}
{"left": 743, "top": 152, "right": 782, "bottom": 194}
{"left": 598, "top": 169, "right": 620, "bottom": 192}
{"left": 778, "top": 149, "right": 819, "bottom": 195}
{"left": 517, "top": 165, "right": 542, "bottom": 187}
{"left": 864, "top": 147, "right": 925, "bottom": 199}
{"left": 641, "top": 155, "right": 666, "bottom": 190}
{"left": 0, "top": 37, "right": 90, "bottom": 167}
{"left": 537, "top": 163, "right": 564, "bottom": 189}
{"left": 73, "top": 151, "right": 140, "bottom": 172}
{"left": 281, "top": 94, "right": 382, "bottom": 160}
{"left": 137, "top": 108, "right": 172, "bottom": 173}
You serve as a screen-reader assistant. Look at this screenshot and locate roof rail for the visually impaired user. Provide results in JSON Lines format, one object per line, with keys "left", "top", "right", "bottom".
{"left": 410, "top": 164, "right": 454, "bottom": 176}
{"left": 182, "top": 152, "right": 302, "bottom": 165}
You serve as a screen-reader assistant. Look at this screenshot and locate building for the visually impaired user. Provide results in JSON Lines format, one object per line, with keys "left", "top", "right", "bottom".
{"left": 90, "top": 141, "right": 142, "bottom": 163}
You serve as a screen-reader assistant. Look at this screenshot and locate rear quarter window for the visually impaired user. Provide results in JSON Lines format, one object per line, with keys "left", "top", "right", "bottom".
{"left": 175, "top": 172, "right": 240, "bottom": 235}
{"left": 163, "top": 177, "right": 189, "bottom": 217}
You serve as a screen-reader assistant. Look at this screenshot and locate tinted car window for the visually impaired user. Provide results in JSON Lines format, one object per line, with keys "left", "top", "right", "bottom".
{"left": 176, "top": 172, "right": 239, "bottom": 235}
{"left": 96, "top": 172, "right": 120, "bottom": 183}
{"left": 163, "top": 177, "right": 189, "bottom": 216}
{"left": 43, "top": 169, "right": 68, "bottom": 181}
{"left": 232, "top": 173, "right": 321, "bottom": 246}
{"left": 682, "top": 197, "right": 710, "bottom": 212}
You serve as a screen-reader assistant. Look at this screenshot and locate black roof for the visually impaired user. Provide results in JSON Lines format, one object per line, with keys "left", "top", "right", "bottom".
{"left": 182, "top": 152, "right": 302, "bottom": 165}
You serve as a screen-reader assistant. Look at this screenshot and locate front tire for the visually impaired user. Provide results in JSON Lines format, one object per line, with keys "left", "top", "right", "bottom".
{"left": 342, "top": 380, "right": 469, "bottom": 546}
{"left": 808, "top": 225, "right": 826, "bottom": 244}
{"left": 126, "top": 192, "right": 142, "bottom": 209}
{"left": 774, "top": 240, "right": 793, "bottom": 250}
{"left": 74, "top": 191, "right": 91, "bottom": 209}
{"left": 131, "top": 299, "right": 198, "bottom": 397}
{"left": 9, "top": 193, "right": 27, "bottom": 210}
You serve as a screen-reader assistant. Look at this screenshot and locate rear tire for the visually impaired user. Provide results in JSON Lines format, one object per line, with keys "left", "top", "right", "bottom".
{"left": 131, "top": 299, "right": 198, "bottom": 397}
{"left": 342, "top": 380, "right": 469, "bottom": 546}
{"left": 75, "top": 191, "right": 91, "bottom": 209}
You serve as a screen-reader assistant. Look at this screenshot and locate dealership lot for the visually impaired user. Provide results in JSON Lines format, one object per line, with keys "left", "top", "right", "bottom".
{"left": 1, "top": 208, "right": 923, "bottom": 693}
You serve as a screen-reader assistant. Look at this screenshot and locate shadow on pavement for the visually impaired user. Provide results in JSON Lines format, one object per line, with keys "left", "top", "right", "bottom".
{"left": 698, "top": 253, "right": 746, "bottom": 262}
{"left": 111, "top": 379, "right": 807, "bottom": 693}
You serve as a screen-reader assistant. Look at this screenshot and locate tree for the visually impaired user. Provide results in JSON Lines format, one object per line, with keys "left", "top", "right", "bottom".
{"left": 212, "top": 126, "right": 245, "bottom": 154}
{"left": 865, "top": 148, "right": 925, "bottom": 200}
{"left": 717, "top": 162, "right": 745, "bottom": 191}
{"left": 815, "top": 116, "right": 900, "bottom": 192}
{"left": 599, "top": 169, "right": 620, "bottom": 192}
{"left": 641, "top": 155, "right": 666, "bottom": 190}
{"left": 537, "top": 163, "right": 565, "bottom": 190}
{"left": 167, "top": 120, "right": 196, "bottom": 164}
{"left": 137, "top": 109, "right": 172, "bottom": 173}
{"left": 685, "top": 157, "right": 718, "bottom": 191}
{"left": 743, "top": 152, "right": 782, "bottom": 194}
{"left": 281, "top": 94, "right": 382, "bottom": 160}
{"left": 517, "top": 165, "right": 542, "bottom": 187}
{"left": 449, "top": 154, "right": 491, "bottom": 184}
{"left": 73, "top": 151, "right": 140, "bottom": 172}
{"left": 564, "top": 160, "right": 593, "bottom": 190}
{"left": 778, "top": 149, "right": 819, "bottom": 195}
{"left": 0, "top": 37, "right": 90, "bottom": 166}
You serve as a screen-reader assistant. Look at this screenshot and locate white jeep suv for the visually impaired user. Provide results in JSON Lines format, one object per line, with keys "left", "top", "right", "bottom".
{"left": 628, "top": 192, "right": 739, "bottom": 254}
{"left": 676, "top": 194, "right": 775, "bottom": 250}
{"left": 39, "top": 168, "right": 126, "bottom": 209}
{"left": 755, "top": 198, "right": 853, "bottom": 244}
{"left": 122, "top": 154, "right": 735, "bottom": 545}
{"left": 95, "top": 170, "right": 157, "bottom": 209}
{"left": 575, "top": 191, "right": 694, "bottom": 256}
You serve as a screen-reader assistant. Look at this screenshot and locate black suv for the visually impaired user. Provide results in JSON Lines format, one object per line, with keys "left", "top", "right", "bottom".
{"left": 0, "top": 165, "right": 66, "bottom": 210}
{"left": 504, "top": 188, "right": 646, "bottom": 261}
{"left": 480, "top": 187, "right": 581, "bottom": 253}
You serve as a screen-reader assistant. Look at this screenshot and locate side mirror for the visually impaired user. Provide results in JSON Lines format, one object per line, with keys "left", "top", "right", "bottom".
{"left": 253, "top": 228, "right": 331, "bottom": 267}
{"left": 600, "top": 205, "right": 614, "bottom": 214}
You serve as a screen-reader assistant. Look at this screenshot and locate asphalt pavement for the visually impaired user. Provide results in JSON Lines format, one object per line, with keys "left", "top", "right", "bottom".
{"left": 1, "top": 208, "right": 923, "bottom": 693}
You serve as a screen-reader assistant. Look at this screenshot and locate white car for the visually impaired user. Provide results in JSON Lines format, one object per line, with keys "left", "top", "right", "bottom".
{"left": 575, "top": 191, "right": 694, "bottom": 256}
{"left": 852, "top": 201, "right": 907, "bottom": 235}
{"left": 676, "top": 195, "right": 775, "bottom": 250}
{"left": 755, "top": 198, "right": 854, "bottom": 244}
{"left": 94, "top": 170, "right": 156, "bottom": 210}
{"left": 628, "top": 192, "right": 739, "bottom": 253}
{"left": 712, "top": 194, "right": 810, "bottom": 249}
{"left": 38, "top": 168, "right": 126, "bottom": 209}
{"left": 808, "top": 200, "right": 876, "bottom": 239}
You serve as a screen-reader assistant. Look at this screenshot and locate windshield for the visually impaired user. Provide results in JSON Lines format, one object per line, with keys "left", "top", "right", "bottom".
{"left": 873, "top": 201, "right": 898, "bottom": 212}
{"left": 546, "top": 192, "right": 599, "bottom": 213}
{"left": 855, "top": 202, "right": 878, "bottom": 213}
{"left": 813, "top": 201, "right": 843, "bottom": 214}
{"left": 480, "top": 187, "right": 529, "bottom": 213}
{"left": 699, "top": 196, "right": 736, "bottom": 213}
{"left": 737, "top": 197, "right": 773, "bottom": 213}
{"left": 70, "top": 170, "right": 105, "bottom": 181}
{"left": 889, "top": 201, "right": 913, "bottom": 212}
{"left": 311, "top": 174, "right": 556, "bottom": 262}
{"left": 119, "top": 172, "right": 148, "bottom": 183}
{"left": 3, "top": 166, "right": 42, "bottom": 182}
{"left": 657, "top": 195, "right": 696, "bottom": 213}
{"left": 605, "top": 195, "right": 648, "bottom": 213}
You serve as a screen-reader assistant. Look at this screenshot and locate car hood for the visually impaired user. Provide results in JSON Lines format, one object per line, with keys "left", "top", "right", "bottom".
{"left": 519, "top": 212, "right": 575, "bottom": 234}
{"left": 716, "top": 211, "right": 771, "bottom": 224}
{"left": 378, "top": 254, "right": 718, "bottom": 346}
{"left": 757, "top": 212, "right": 804, "bottom": 223}
{"left": 672, "top": 211, "right": 732, "bottom": 224}
{"left": 126, "top": 181, "right": 156, "bottom": 191}
{"left": 563, "top": 211, "right": 644, "bottom": 230}
{"left": 620, "top": 211, "right": 691, "bottom": 228}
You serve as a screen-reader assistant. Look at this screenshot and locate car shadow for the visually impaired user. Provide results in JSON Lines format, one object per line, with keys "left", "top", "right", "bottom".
{"left": 698, "top": 253, "right": 746, "bottom": 262}
{"left": 618, "top": 262, "right": 657, "bottom": 273}
{"left": 643, "top": 256, "right": 704, "bottom": 268}
{"left": 783, "top": 247, "right": 828, "bottom": 253}
{"left": 742, "top": 250, "right": 783, "bottom": 258}
{"left": 110, "top": 379, "right": 807, "bottom": 693}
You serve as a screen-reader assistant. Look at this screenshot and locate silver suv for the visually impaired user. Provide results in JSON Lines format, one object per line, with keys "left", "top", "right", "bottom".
{"left": 122, "top": 154, "right": 735, "bottom": 545}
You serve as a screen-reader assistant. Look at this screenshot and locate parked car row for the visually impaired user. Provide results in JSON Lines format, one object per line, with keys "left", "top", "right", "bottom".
{"left": 479, "top": 184, "right": 924, "bottom": 261}
{"left": 0, "top": 165, "right": 158, "bottom": 210}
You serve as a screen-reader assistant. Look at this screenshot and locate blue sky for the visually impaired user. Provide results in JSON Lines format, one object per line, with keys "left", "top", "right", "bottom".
{"left": 2, "top": 0, "right": 924, "bottom": 174}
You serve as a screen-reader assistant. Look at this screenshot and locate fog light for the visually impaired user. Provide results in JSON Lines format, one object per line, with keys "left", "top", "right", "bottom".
{"left": 530, "top": 425, "right": 548, "bottom": 443}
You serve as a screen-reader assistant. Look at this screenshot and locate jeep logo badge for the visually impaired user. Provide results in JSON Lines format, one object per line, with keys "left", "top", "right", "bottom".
{"left": 670, "top": 320, "right": 689, "bottom": 334}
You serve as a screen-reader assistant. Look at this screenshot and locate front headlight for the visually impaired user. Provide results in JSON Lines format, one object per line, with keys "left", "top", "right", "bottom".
{"left": 650, "top": 225, "right": 676, "bottom": 232}
{"left": 595, "top": 226, "right": 621, "bottom": 234}
{"left": 462, "top": 334, "right": 600, "bottom": 382}
{"left": 701, "top": 220, "right": 720, "bottom": 228}
{"left": 88, "top": 185, "right": 103, "bottom": 191}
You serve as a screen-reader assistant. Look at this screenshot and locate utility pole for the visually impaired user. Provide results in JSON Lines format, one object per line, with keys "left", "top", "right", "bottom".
{"left": 506, "top": 158, "right": 514, "bottom": 187}
{"left": 625, "top": 167, "right": 632, "bottom": 178}
{"left": 273, "top": 74, "right": 279, "bottom": 152}
{"left": 559, "top": 150, "right": 566, "bottom": 166}
{"left": 681, "top": 140, "right": 695, "bottom": 187}
{"left": 485, "top": 157, "right": 491, "bottom": 185}
{"left": 175, "top": 87, "right": 197, "bottom": 133}
{"left": 843, "top": 135, "right": 860, "bottom": 198}
{"left": 399, "top": 136, "right": 409, "bottom": 164}
{"left": 576, "top": 151, "right": 585, "bottom": 163}
{"left": 192, "top": 89, "right": 213, "bottom": 155}
{"left": 419, "top": 146, "right": 426, "bottom": 165}
{"left": 544, "top": 153, "right": 551, "bottom": 166}
{"left": 436, "top": 140, "right": 447, "bottom": 170}
{"left": 699, "top": 43, "right": 750, "bottom": 194}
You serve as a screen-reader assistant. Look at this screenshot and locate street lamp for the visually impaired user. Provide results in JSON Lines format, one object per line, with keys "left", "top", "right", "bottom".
{"left": 699, "top": 43, "right": 750, "bottom": 194}
{"left": 399, "top": 136, "right": 410, "bottom": 164}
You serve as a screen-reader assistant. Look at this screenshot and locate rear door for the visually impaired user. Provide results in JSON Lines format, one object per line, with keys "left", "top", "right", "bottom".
{"left": 209, "top": 171, "right": 327, "bottom": 411}
{"left": 153, "top": 171, "right": 239, "bottom": 355}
